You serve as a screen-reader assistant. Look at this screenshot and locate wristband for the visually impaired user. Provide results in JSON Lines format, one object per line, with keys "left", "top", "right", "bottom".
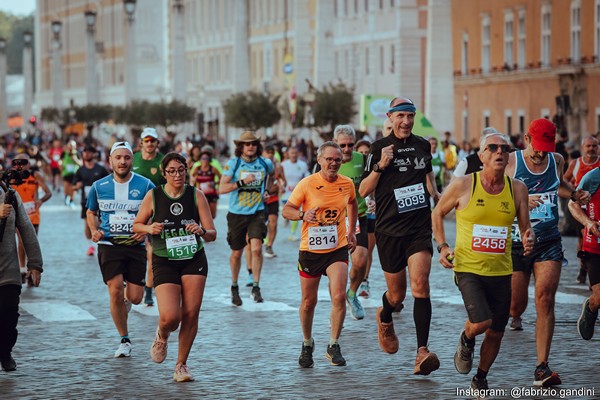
{"left": 198, "top": 227, "right": 206, "bottom": 237}
{"left": 436, "top": 242, "right": 449, "bottom": 253}
{"left": 236, "top": 180, "right": 244, "bottom": 188}
{"left": 570, "top": 191, "right": 577, "bottom": 201}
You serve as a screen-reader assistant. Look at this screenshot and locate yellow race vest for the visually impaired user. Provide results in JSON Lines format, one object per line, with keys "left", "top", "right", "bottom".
{"left": 454, "top": 172, "right": 516, "bottom": 276}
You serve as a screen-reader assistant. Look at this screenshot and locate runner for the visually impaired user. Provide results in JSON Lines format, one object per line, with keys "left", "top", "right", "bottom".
{"left": 133, "top": 152, "right": 216, "bottom": 382}
{"left": 262, "top": 145, "right": 285, "bottom": 258}
{"left": 281, "top": 141, "right": 357, "bottom": 368}
{"left": 190, "top": 148, "right": 221, "bottom": 219}
{"left": 73, "top": 145, "right": 110, "bottom": 256}
{"left": 453, "top": 127, "right": 499, "bottom": 178}
{"left": 61, "top": 140, "right": 81, "bottom": 208}
{"left": 133, "top": 127, "right": 166, "bottom": 307}
{"left": 86, "top": 141, "right": 155, "bottom": 358}
{"left": 11, "top": 153, "right": 51, "bottom": 283}
{"left": 219, "top": 131, "right": 274, "bottom": 305}
{"left": 505, "top": 118, "right": 589, "bottom": 387}
{"left": 564, "top": 136, "right": 600, "bottom": 284}
{"left": 355, "top": 140, "right": 374, "bottom": 298}
{"left": 429, "top": 137, "right": 445, "bottom": 193}
{"left": 359, "top": 96, "right": 441, "bottom": 375}
{"left": 332, "top": 125, "right": 368, "bottom": 320}
{"left": 47, "top": 139, "right": 63, "bottom": 192}
{"left": 281, "top": 147, "right": 309, "bottom": 241}
{"left": 432, "top": 132, "right": 533, "bottom": 391}
{"left": 568, "top": 166, "right": 600, "bottom": 340}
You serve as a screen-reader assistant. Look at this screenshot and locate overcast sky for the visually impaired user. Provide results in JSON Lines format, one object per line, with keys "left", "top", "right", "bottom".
{"left": 0, "top": 0, "right": 35, "bottom": 16}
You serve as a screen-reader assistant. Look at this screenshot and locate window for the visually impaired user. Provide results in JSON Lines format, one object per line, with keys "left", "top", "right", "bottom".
{"left": 541, "top": 5, "right": 551, "bottom": 67}
{"left": 379, "top": 45, "right": 384, "bottom": 74}
{"left": 571, "top": 1, "right": 581, "bottom": 63}
{"left": 365, "top": 47, "right": 370, "bottom": 75}
{"left": 504, "top": 11, "right": 514, "bottom": 67}
{"left": 390, "top": 44, "right": 395, "bottom": 74}
{"left": 483, "top": 110, "right": 490, "bottom": 128}
{"left": 482, "top": 15, "right": 491, "bottom": 73}
{"left": 517, "top": 10, "right": 526, "bottom": 68}
{"left": 518, "top": 110, "right": 526, "bottom": 133}
{"left": 462, "top": 32, "right": 469, "bottom": 75}
{"left": 505, "top": 112, "right": 513, "bottom": 136}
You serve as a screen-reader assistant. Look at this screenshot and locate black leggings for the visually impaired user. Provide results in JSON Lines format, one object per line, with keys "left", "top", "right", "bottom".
{"left": 0, "top": 284, "right": 21, "bottom": 358}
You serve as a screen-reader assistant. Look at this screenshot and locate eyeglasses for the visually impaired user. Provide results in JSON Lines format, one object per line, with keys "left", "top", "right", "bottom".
{"left": 200, "top": 156, "right": 211, "bottom": 161}
{"left": 164, "top": 168, "right": 187, "bottom": 176}
{"left": 324, "top": 157, "right": 343, "bottom": 164}
{"left": 339, "top": 143, "right": 354, "bottom": 149}
{"left": 485, "top": 144, "right": 511, "bottom": 154}
{"left": 143, "top": 138, "right": 158, "bottom": 143}
{"left": 244, "top": 142, "right": 259, "bottom": 147}
{"left": 11, "top": 159, "right": 29, "bottom": 166}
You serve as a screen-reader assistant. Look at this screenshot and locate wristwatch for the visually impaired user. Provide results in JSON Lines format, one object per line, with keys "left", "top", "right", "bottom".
{"left": 299, "top": 210, "right": 305, "bottom": 220}
{"left": 372, "top": 163, "right": 383, "bottom": 173}
{"left": 436, "top": 242, "right": 449, "bottom": 253}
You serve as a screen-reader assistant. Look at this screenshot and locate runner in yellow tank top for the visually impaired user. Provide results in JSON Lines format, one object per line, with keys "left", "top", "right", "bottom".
{"left": 432, "top": 133, "right": 533, "bottom": 392}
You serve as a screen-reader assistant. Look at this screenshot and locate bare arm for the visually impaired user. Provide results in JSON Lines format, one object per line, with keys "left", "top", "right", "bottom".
{"left": 192, "top": 189, "right": 216, "bottom": 242}
{"left": 132, "top": 191, "right": 163, "bottom": 235}
{"left": 426, "top": 171, "right": 441, "bottom": 205}
{"left": 569, "top": 200, "right": 600, "bottom": 238}
{"left": 563, "top": 158, "right": 576, "bottom": 185}
{"left": 513, "top": 179, "right": 535, "bottom": 254}
{"left": 282, "top": 200, "right": 304, "bottom": 221}
{"left": 34, "top": 171, "right": 52, "bottom": 205}
{"left": 346, "top": 198, "right": 358, "bottom": 254}
{"left": 86, "top": 209, "right": 104, "bottom": 243}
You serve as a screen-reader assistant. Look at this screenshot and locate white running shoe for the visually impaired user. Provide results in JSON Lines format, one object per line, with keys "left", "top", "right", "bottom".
{"left": 114, "top": 341, "right": 132, "bottom": 358}
{"left": 173, "top": 362, "right": 194, "bottom": 382}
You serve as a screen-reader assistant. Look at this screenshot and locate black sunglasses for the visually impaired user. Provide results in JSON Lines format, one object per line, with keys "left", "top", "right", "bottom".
{"left": 485, "top": 144, "right": 511, "bottom": 154}
{"left": 339, "top": 143, "right": 355, "bottom": 148}
{"left": 11, "top": 159, "right": 29, "bottom": 166}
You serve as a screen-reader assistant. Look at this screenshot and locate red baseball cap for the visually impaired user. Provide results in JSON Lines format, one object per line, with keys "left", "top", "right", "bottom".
{"left": 528, "top": 118, "right": 556, "bottom": 152}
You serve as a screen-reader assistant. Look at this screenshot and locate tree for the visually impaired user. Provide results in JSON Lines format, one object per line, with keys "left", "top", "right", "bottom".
{"left": 0, "top": 11, "right": 34, "bottom": 75}
{"left": 223, "top": 91, "right": 281, "bottom": 131}
{"left": 311, "top": 82, "right": 357, "bottom": 138}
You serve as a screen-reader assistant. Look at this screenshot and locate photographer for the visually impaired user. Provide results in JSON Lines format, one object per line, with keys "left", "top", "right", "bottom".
{"left": 0, "top": 175, "right": 43, "bottom": 372}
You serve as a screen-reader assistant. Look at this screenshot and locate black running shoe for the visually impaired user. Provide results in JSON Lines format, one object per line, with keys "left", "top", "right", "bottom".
{"left": 252, "top": 286, "right": 264, "bottom": 303}
{"left": 0, "top": 355, "right": 16, "bottom": 372}
{"left": 231, "top": 285, "right": 242, "bottom": 306}
{"left": 471, "top": 375, "right": 488, "bottom": 390}
{"left": 325, "top": 344, "right": 346, "bottom": 366}
{"left": 534, "top": 362, "right": 562, "bottom": 387}
{"left": 299, "top": 341, "right": 314, "bottom": 368}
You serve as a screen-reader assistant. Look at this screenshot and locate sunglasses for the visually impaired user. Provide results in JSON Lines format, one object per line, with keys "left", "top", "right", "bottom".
{"left": 143, "top": 138, "right": 158, "bottom": 143}
{"left": 485, "top": 144, "right": 511, "bottom": 154}
{"left": 11, "top": 159, "right": 29, "bottom": 166}
{"left": 244, "top": 142, "right": 259, "bottom": 147}
{"left": 339, "top": 143, "right": 355, "bottom": 149}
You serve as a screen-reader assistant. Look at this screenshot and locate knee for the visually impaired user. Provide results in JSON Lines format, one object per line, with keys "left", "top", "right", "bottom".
{"left": 129, "top": 293, "right": 143, "bottom": 305}
{"left": 386, "top": 290, "right": 405, "bottom": 306}
{"left": 535, "top": 291, "right": 556, "bottom": 312}
{"left": 484, "top": 328, "right": 504, "bottom": 341}
{"left": 301, "top": 297, "right": 317, "bottom": 312}
{"left": 410, "top": 277, "right": 430, "bottom": 298}
{"left": 331, "top": 290, "right": 346, "bottom": 307}
{"left": 468, "top": 320, "right": 492, "bottom": 336}
{"left": 160, "top": 314, "right": 181, "bottom": 332}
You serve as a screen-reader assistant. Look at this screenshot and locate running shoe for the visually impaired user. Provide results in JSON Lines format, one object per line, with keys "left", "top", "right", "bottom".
{"left": 144, "top": 287, "right": 154, "bottom": 306}
{"left": 346, "top": 290, "right": 365, "bottom": 320}
{"left": 173, "top": 362, "right": 194, "bottom": 382}
{"left": 298, "top": 340, "right": 314, "bottom": 368}
{"left": 577, "top": 297, "right": 598, "bottom": 340}
{"left": 509, "top": 316, "right": 523, "bottom": 331}
{"left": 124, "top": 298, "right": 132, "bottom": 313}
{"left": 252, "top": 286, "right": 264, "bottom": 303}
{"left": 86, "top": 245, "right": 95, "bottom": 256}
{"left": 150, "top": 327, "right": 168, "bottom": 363}
{"left": 471, "top": 375, "right": 488, "bottom": 391}
{"left": 288, "top": 235, "right": 299, "bottom": 242}
{"left": 454, "top": 330, "right": 475, "bottom": 374}
{"left": 358, "top": 280, "right": 370, "bottom": 298}
{"left": 325, "top": 344, "right": 346, "bottom": 366}
{"left": 69, "top": 201, "right": 76, "bottom": 210}
{"left": 576, "top": 267, "right": 587, "bottom": 284}
{"left": 114, "top": 340, "right": 132, "bottom": 358}
{"left": 375, "top": 307, "right": 398, "bottom": 354}
{"left": 264, "top": 245, "right": 277, "bottom": 258}
{"left": 533, "top": 362, "right": 562, "bottom": 387}
{"left": 414, "top": 346, "right": 440, "bottom": 375}
{"left": 231, "top": 285, "right": 242, "bottom": 306}
{"left": 245, "top": 273, "right": 253, "bottom": 287}
{"left": 0, "top": 355, "right": 16, "bottom": 372}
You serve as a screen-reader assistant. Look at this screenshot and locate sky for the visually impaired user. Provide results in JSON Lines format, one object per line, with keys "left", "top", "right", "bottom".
{"left": 0, "top": 0, "right": 35, "bottom": 16}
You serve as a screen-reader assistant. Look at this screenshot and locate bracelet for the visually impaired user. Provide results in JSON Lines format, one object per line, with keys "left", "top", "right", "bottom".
{"left": 436, "top": 242, "right": 449, "bottom": 253}
{"left": 570, "top": 191, "right": 577, "bottom": 201}
{"left": 299, "top": 210, "right": 305, "bottom": 220}
{"left": 198, "top": 227, "right": 206, "bottom": 237}
{"left": 236, "top": 180, "right": 244, "bottom": 188}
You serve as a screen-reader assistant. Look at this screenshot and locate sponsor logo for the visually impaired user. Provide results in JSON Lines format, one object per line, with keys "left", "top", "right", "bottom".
{"left": 162, "top": 219, "right": 176, "bottom": 226}
{"left": 180, "top": 219, "right": 196, "bottom": 225}
{"left": 476, "top": 198, "right": 485, "bottom": 207}
{"left": 129, "top": 189, "right": 141, "bottom": 198}
{"left": 399, "top": 167, "right": 408, "bottom": 172}
{"left": 98, "top": 200, "right": 142, "bottom": 211}
{"left": 397, "top": 148, "right": 416, "bottom": 153}
{"left": 500, "top": 202, "right": 509, "bottom": 211}
{"left": 414, "top": 157, "right": 426, "bottom": 170}
{"left": 316, "top": 186, "right": 324, "bottom": 190}
{"left": 170, "top": 202, "right": 184, "bottom": 216}
{"left": 394, "top": 158, "right": 412, "bottom": 167}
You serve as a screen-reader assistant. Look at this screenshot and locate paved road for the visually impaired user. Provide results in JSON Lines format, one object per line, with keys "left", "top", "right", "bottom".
{"left": 1, "top": 194, "right": 598, "bottom": 399}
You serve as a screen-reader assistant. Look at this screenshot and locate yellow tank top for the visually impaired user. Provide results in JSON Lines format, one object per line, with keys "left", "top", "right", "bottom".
{"left": 454, "top": 172, "right": 516, "bottom": 276}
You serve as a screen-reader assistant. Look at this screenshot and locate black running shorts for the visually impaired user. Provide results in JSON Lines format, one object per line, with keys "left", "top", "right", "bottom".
{"left": 153, "top": 248, "right": 208, "bottom": 287}
{"left": 97, "top": 244, "right": 146, "bottom": 286}
{"left": 375, "top": 231, "right": 432, "bottom": 274}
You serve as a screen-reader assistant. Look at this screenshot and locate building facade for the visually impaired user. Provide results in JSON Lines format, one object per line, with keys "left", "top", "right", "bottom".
{"left": 452, "top": 0, "right": 600, "bottom": 147}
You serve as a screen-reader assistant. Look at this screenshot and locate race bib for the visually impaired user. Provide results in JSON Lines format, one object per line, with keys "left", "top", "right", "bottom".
{"left": 108, "top": 213, "right": 135, "bottom": 236}
{"left": 200, "top": 182, "right": 212, "bottom": 192}
{"left": 23, "top": 201, "right": 36, "bottom": 215}
{"left": 394, "top": 183, "right": 427, "bottom": 213}
{"left": 166, "top": 234, "right": 198, "bottom": 260}
{"left": 472, "top": 224, "right": 508, "bottom": 254}
{"left": 345, "top": 217, "right": 360, "bottom": 235}
{"left": 65, "top": 164, "right": 77, "bottom": 173}
{"left": 241, "top": 171, "right": 264, "bottom": 187}
{"left": 529, "top": 192, "right": 553, "bottom": 220}
{"left": 308, "top": 225, "right": 338, "bottom": 250}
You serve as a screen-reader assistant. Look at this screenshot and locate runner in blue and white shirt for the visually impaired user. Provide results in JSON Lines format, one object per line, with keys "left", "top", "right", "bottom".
{"left": 86, "top": 141, "right": 155, "bottom": 358}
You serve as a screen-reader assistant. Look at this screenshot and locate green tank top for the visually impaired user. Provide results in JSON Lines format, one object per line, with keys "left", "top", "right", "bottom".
{"left": 431, "top": 151, "right": 444, "bottom": 186}
{"left": 338, "top": 151, "right": 367, "bottom": 216}
{"left": 62, "top": 152, "right": 79, "bottom": 177}
{"left": 133, "top": 152, "right": 166, "bottom": 186}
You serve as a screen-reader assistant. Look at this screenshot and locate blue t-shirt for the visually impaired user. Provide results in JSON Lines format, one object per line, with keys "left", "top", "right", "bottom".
{"left": 223, "top": 156, "right": 274, "bottom": 215}
{"left": 86, "top": 172, "right": 155, "bottom": 245}
{"left": 511, "top": 151, "right": 560, "bottom": 243}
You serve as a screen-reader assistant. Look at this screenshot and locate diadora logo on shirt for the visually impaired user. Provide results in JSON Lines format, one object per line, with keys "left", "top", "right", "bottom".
{"left": 476, "top": 198, "right": 485, "bottom": 206}
{"left": 170, "top": 202, "right": 183, "bottom": 216}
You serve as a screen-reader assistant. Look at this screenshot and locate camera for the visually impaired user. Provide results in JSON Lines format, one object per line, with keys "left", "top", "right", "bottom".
{"left": 0, "top": 169, "right": 31, "bottom": 187}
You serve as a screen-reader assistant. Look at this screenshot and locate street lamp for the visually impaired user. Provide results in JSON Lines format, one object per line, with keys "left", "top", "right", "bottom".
{"left": 23, "top": 31, "right": 34, "bottom": 121}
{"left": 51, "top": 21, "right": 64, "bottom": 109}
{"left": 172, "top": 0, "right": 186, "bottom": 101}
{"left": 84, "top": 10, "right": 99, "bottom": 104}
{"left": 123, "top": 0, "right": 137, "bottom": 102}
{"left": 0, "top": 38, "right": 7, "bottom": 132}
